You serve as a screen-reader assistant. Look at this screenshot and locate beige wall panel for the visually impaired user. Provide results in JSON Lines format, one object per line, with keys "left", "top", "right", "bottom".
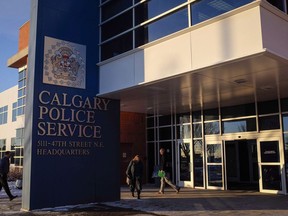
{"left": 0, "top": 86, "right": 20, "bottom": 150}
{"left": 144, "top": 33, "right": 192, "bottom": 82}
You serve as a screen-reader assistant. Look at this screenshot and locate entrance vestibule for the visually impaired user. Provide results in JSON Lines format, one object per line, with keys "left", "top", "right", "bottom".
{"left": 225, "top": 139, "right": 259, "bottom": 190}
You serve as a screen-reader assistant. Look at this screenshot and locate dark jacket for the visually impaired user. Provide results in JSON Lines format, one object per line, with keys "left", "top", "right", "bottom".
{"left": 159, "top": 154, "right": 167, "bottom": 171}
{"left": 0, "top": 156, "right": 10, "bottom": 175}
{"left": 126, "top": 160, "right": 143, "bottom": 179}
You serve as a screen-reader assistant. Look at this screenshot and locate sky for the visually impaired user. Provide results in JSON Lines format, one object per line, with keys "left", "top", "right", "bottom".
{"left": 0, "top": 0, "right": 31, "bottom": 92}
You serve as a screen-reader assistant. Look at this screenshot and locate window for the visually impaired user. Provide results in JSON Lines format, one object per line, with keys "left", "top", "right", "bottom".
{"left": 12, "top": 102, "right": 17, "bottom": 122}
{"left": 222, "top": 118, "right": 256, "bottom": 133}
{"left": 18, "top": 69, "right": 26, "bottom": 116}
{"left": 0, "top": 105, "right": 8, "bottom": 125}
{"left": 135, "top": 0, "right": 186, "bottom": 25}
{"left": 191, "top": 0, "right": 253, "bottom": 25}
{"left": 135, "top": 7, "right": 188, "bottom": 47}
{"left": 0, "top": 139, "right": 6, "bottom": 150}
{"left": 267, "top": 0, "right": 287, "bottom": 12}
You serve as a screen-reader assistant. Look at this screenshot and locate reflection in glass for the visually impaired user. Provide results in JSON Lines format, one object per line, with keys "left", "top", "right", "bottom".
{"left": 193, "top": 123, "right": 202, "bottom": 138}
{"left": 179, "top": 142, "right": 191, "bottom": 181}
{"left": 194, "top": 140, "right": 203, "bottom": 187}
{"left": 191, "top": 0, "right": 253, "bottom": 25}
{"left": 222, "top": 118, "right": 256, "bottom": 133}
{"left": 262, "top": 165, "right": 281, "bottom": 190}
{"left": 135, "top": 8, "right": 188, "bottom": 46}
{"left": 208, "top": 165, "right": 222, "bottom": 187}
{"left": 205, "top": 121, "right": 219, "bottom": 135}
{"left": 207, "top": 144, "right": 222, "bottom": 163}
{"left": 283, "top": 115, "right": 288, "bottom": 131}
{"left": 135, "top": 0, "right": 186, "bottom": 25}
{"left": 101, "top": 32, "right": 133, "bottom": 60}
{"left": 179, "top": 124, "right": 191, "bottom": 139}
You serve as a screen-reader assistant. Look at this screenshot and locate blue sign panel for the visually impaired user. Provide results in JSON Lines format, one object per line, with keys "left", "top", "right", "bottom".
{"left": 23, "top": 0, "right": 120, "bottom": 210}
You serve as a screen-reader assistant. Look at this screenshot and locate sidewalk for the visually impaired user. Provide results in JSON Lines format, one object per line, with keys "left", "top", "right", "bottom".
{"left": 1, "top": 184, "right": 288, "bottom": 215}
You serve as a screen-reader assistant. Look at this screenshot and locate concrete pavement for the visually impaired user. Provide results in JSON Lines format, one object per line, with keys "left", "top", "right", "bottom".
{"left": 1, "top": 184, "right": 288, "bottom": 215}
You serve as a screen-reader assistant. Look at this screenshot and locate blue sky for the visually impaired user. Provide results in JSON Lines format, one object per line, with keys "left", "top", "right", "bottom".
{"left": 0, "top": 0, "right": 31, "bottom": 92}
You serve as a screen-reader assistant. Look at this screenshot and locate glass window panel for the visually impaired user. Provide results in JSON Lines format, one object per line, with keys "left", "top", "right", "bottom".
{"left": 101, "top": 32, "right": 133, "bottom": 61}
{"left": 159, "top": 126, "right": 172, "bottom": 140}
{"left": 267, "top": 0, "right": 286, "bottom": 12}
{"left": 147, "top": 117, "right": 154, "bottom": 128}
{"left": 221, "top": 103, "right": 255, "bottom": 119}
{"left": 284, "top": 114, "right": 288, "bottom": 131}
{"left": 262, "top": 165, "right": 281, "bottom": 190}
{"left": 177, "top": 124, "right": 191, "bottom": 139}
{"left": 194, "top": 140, "right": 204, "bottom": 187}
{"left": 284, "top": 134, "right": 288, "bottom": 192}
{"left": 179, "top": 142, "right": 191, "bottom": 181}
{"left": 176, "top": 113, "right": 190, "bottom": 124}
{"left": 207, "top": 144, "right": 222, "bottom": 163}
{"left": 101, "top": 10, "right": 133, "bottom": 41}
{"left": 147, "top": 128, "right": 155, "bottom": 141}
{"left": 205, "top": 122, "right": 220, "bottom": 135}
{"left": 19, "top": 80, "right": 25, "bottom": 88}
{"left": 222, "top": 118, "right": 256, "bottom": 133}
{"left": 191, "top": 0, "right": 253, "bottom": 25}
{"left": 159, "top": 115, "right": 171, "bottom": 126}
{"left": 204, "top": 108, "right": 219, "bottom": 121}
{"left": 13, "top": 102, "right": 17, "bottom": 109}
{"left": 135, "top": 7, "right": 188, "bottom": 47}
{"left": 193, "top": 123, "right": 202, "bottom": 138}
{"left": 207, "top": 165, "right": 222, "bottom": 187}
{"left": 101, "top": 0, "right": 133, "bottom": 21}
{"left": 260, "top": 141, "right": 280, "bottom": 163}
{"left": 259, "top": 115, "right": 280, "bottom": 131}
{"left": 135, "top": 0, "right": 187, "bottom": 25}
{"left": 258, "top": 100, "right": 279, "bottom": 115}
{"left": 281, "top": 98, "right": 288, "bottom": 112}
{"left": 192, "top": 111, "right": 201, "bottom": 122}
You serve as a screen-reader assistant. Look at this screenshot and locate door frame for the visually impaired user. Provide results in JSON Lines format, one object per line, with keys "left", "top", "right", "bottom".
{"left": 205, "top": 137, "right": 224, "bottom": 190}
{"left": 257, "top": 136, "right": 286, "bottom": 194}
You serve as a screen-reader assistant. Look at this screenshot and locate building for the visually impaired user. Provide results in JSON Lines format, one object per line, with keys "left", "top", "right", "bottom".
{"left": 97, "top": 0, "right": 288, "bottom": 195}
{"left": 5, "top": 0, "right": 288, "bottom": 195}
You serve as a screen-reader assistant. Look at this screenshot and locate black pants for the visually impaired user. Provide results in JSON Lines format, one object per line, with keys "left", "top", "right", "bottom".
{"left": 0, "top": 174, "right": 14, "bottom": 199}
{"left": 130, "top": 176, "right": 142, "bottom": 194}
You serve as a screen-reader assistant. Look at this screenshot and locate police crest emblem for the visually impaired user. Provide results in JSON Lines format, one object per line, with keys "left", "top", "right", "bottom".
{"left": 43, "top": 36, "right": 86, "bottom": 89}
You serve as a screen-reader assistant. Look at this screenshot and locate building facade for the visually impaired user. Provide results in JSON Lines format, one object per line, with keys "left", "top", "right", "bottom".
{"left": 4, "top": 0, "right": 288, "bottom": 195}
{"left": 98, "top": 0, "right": 288, "bottom": 194}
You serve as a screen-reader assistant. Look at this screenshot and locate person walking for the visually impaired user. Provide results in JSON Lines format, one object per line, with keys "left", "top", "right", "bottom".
{"left": 158, "top": 148, "right": 180, "bottom": 194}
{"left": 0, "top": 151, "right": 17, "bottom": 201}
{"left": 126, "top": 155, "right": 143, "bottom": 199}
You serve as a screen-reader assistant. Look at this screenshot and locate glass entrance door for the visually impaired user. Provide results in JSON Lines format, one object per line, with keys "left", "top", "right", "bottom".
{"left": 206, "top": 141, "right": 224, "bottom": 189}
{"left": 258, "top": 138, "right": 285, "bottom": 194}
{"left": 176, "top": 139, "right": 192, "bottom": 187}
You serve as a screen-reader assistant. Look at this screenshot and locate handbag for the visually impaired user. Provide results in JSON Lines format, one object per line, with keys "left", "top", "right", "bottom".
{"left": 158, "top": 170, "right": 166, "bottom": 178}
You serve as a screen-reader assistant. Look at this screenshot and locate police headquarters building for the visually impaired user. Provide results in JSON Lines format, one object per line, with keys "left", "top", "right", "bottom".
{"left": 2, "top": 0, "right": 288, "bottom": 210}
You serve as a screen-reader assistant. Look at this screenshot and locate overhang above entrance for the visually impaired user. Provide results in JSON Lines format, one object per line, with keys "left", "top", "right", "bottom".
{"left": 99, "top": 51, "right": 288, "bottom": 115}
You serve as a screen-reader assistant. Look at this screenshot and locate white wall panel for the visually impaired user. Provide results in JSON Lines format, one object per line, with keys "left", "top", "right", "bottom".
{"left": 99, "top": 54, "right": 139, "bottom": 94}
{"left": 261, "top": 6, "right": 288, "bottom": 59}
{"left": 191, "top": 7, "right": 263, "bottom": 70}
{"left": 144, "top": 33, "right": 192, "bottom": 82}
